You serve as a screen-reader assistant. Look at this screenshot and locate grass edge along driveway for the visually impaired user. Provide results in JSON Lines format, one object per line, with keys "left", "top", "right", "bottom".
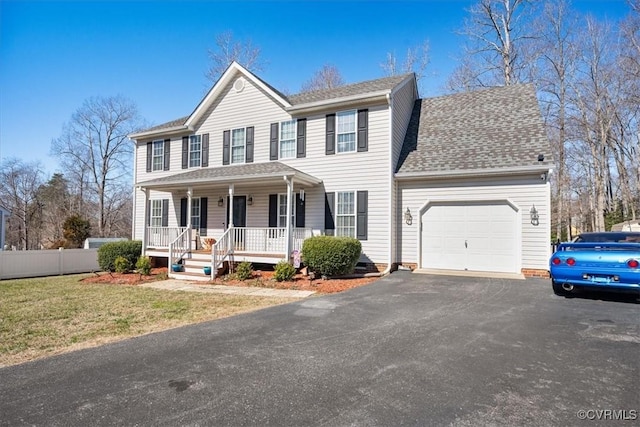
{"left": 0, "top": 274, "right": 295, "bottom": 367}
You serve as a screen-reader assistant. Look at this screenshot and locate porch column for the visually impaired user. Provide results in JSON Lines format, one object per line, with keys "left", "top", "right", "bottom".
{"left": 228, "top": 184, "right": 235, "bottom": 227}
{"left": 187, "top": 187, "right": 193, "bottom": 251}
{"left": 284, "top": 175, "right": 293, "bottom": 262}
{"left": 139, "top": 186, "right": 149, "bottom": 256}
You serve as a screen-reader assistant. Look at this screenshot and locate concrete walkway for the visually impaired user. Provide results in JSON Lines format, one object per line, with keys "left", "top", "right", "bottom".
{"left": 139, "top": 279, "right": 315, "bottom": 298}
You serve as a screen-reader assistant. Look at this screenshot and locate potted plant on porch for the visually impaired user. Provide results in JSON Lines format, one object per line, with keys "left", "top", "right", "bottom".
{"left": 171, "top": 260, "right": 183, "bottom": 272}
{"left": 203, "top": 265, "right": 212, "bottom": 275}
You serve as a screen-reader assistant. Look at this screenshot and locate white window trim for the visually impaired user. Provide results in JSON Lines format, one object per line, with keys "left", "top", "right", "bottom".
{"left": 279, "top": 120, "right": 297, "bottom": 159}
{"left": 335, "top": 190, "right": 356, "bottom": 238}
{"left": 231, "top": 127, "right": 246, "bottom": 164}
{"left": 152, "top": 140, "right": 164, "bottom": 171}
{"left": 150, "top": 200, "right": 163, "bottom": 227}
{"left": 191, "top": 197, "right": 201, "bottom": 229}
{"left": 336, "top": 110, "right": 357, "bottom": 154}
{"left": 189, "top": 135, "right": 202, "bottom": 168}
{"left": 277, "top": 193, "right": 296, "bottom": 228}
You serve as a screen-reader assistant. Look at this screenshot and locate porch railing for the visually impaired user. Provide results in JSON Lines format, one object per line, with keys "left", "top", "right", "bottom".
{"left": 231, "top": 227, "right": 289, "bottom": 253}
{"left": 168, "top": 227, "right": 190, "bottom": 266}
{"left": 293, "top": 228, "right": 313, "bottom": 252}
{"left": 147, "top": 226, "right": 187, "bottom": 248}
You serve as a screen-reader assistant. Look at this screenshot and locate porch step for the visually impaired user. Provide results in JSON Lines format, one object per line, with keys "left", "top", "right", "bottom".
{"left": 169, "top": 271, "right": 212, "bottom": 282}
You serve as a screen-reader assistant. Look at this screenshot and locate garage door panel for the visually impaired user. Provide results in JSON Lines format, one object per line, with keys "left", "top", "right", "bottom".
{"left": 421, "top": 202, "right": 518, "bottom": 273}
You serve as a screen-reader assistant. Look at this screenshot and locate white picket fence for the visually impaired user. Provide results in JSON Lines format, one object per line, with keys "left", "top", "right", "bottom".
{"left": 0, "top": 248, "right": 99, "bottom": 280}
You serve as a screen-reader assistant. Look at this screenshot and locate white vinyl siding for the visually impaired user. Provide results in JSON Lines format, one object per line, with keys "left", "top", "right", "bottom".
{"left": 279, "top": 120, "right": 296, "bottom": 159}
{"left": 189, "top": 135, "right": 201, "bottom": 167}
{"left": 150, "top": 200, "right": 163, "bottom": 227}
{"left": 231, "top": 128, "right": 245, "bottom": 164}
{"left": 336, "top": 110, "right": 356, "bottom": 153}
{"left": 398, "top": 175, "right": 551, "bottom": 271}
{"left": 336, "top": 191, "right": 356, "bottom": 237}
{"left": 152, "top": 140, "right": 164, "bottom": 171}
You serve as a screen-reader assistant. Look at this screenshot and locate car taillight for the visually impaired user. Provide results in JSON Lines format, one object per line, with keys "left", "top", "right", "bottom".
{"left": 628, "top": 259, "right": 639, "bottom": 268}
{"left": 551, "top": 257, "right": 561, "bottom": 265}
{"left": 566, "top": 258, "right": 576, "bottom": 266}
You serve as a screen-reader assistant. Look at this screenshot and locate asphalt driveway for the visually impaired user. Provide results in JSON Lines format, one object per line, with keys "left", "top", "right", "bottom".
{"left": 1, "top": 272, "right": 638, "bottom": 426}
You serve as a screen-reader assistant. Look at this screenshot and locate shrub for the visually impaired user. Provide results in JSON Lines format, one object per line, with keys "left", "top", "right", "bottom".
{"left": 235, "top": 261, "right": 253, "bottom": 281}
{"left": 98, "top": 240, "right": 142, "bottom": 272}
{"left": 114, "top": 256, "right": 131, "bottom": 274}
{"left": 274, "top": 261, "right": 296, "bottom": 282}
{"left": 302, "top": 236, "right": 361, "bottom": 277}
{"left": 136, "top": 256, "right": 152, "bottom": 275}
{"left": 63, "top": 215, "right": 91, "bottom": 248}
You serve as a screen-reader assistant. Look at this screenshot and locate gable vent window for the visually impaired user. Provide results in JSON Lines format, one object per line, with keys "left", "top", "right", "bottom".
{"left": 337, "top": 111, "right": 356, "bottom": 153}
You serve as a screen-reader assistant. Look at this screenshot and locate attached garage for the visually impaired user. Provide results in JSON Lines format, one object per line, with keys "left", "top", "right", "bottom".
{"left": 420, "top": 200, "right": 520, "bottom": 274}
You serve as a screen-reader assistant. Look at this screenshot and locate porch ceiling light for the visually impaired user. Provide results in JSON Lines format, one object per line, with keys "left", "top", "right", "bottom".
{"left": 217, "top": 197, "right": 224, "bottom": 207}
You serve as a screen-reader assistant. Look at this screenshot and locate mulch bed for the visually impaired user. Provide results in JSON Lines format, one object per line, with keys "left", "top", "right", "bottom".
{"left": 82, "top": 268, "right": 379, "bottom": 294}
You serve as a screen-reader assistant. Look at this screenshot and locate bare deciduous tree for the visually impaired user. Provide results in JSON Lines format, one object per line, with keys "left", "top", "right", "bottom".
{"left": 206, "top": 31, "right": 266, "bottom": 83}
{"left": 381, "top": 40, "right": 431, "bottom": 82}
{"left": 51, "top": 95, "right": 143, "bottom": 237}
{"left": 300, "top": 64, "right": 345, "bottom": 92}
{"left": 0, "top": 158, "right": 45, "bottom": 250}
{"left": 448, "top": 0, "right": 536, "bottom": 91}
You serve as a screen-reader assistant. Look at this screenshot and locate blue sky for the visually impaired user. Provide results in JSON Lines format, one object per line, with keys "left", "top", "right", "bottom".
{"left": 0, "top": 0, "right": 631, "bottom": 176}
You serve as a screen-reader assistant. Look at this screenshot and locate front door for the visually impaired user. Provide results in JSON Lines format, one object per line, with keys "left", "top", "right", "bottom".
{"left": 226, "top": 196, "right": 247, "bottom": 228}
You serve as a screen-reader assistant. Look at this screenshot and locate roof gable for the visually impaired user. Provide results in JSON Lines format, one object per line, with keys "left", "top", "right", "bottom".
{"left": 396, "top": 84, "right": 553, "bottom": 177}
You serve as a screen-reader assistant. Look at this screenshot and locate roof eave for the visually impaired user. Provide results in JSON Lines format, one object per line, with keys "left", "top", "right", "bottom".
{"left": 128, "top": 125, "right": 193, "bottom": 140}
{"left": 136, "top": 170, "right": 322, "bottom": 189}
{"left": 395, "top": 164, "right": 554, "bottom": 181}
{"left": 287, "top": 91, "right": 391, "bottom": 114}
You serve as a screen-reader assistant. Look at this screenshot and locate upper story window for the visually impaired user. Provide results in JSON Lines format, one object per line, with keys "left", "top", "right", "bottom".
{"left": 337, "top": 110, "right": 356, "bottom": 153}
{"left": 189, "top": 135, "right": 201, "bottom": 167}
{"left": 279, "top": 120, "right": 296, "bottom": 159}
{"left": 152, "top": 140, "right": 164, "bottom": 171}
{"left": 231, "top": 128, "right": 245, "bottom": 164}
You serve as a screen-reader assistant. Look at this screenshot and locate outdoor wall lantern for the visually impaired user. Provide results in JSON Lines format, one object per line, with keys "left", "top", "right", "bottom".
{"left": 217, "top": 197, "right": 224, "bottom": 207}
{"left": 530, "top": 204, "right": 539, "bottom": 226}
{"left": 404, "top": 207, "right": 413, "bottom": 225}
{"left": 247, "top": 195, "right": 253, "bottom": 206}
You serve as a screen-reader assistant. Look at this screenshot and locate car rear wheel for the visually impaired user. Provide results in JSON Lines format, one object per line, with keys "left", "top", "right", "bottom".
{"left": 552, "top": 280, "right": 571, "bottom": 297}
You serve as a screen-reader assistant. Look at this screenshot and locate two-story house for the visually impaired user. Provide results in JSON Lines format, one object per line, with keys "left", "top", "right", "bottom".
{"left": 129, "top": 62, "right": 553, "bottom": 280}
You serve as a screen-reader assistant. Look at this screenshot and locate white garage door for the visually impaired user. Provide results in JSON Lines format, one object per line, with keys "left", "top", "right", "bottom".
{"left": 421, "top": 201, "right": 518, "bottom": 273}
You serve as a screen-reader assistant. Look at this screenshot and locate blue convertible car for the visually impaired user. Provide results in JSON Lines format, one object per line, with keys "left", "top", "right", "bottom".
{"left": 549, "top": 232, "right": 640, "bottom": 297}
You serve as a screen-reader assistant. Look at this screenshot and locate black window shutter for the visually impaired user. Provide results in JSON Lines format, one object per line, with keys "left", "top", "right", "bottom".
{"left": 357, "top": 109, "right": 368, "bottom": 152}
{"left": 222, "top": 130, "right": 230, "bottom": 165}
{"left": 200, "top": 197, "right": 208, "bottom": 235}
{"left": 270, "top": 123, "right": 279, "bottom": 160}
{"left": 146, "top": 142, "right": 152, "bottom": 172}
{"left": 180, "top": 198, "right": 187, "bottom": 227}
{"left": 202, "top": 134, "right": 209, "bottom": 167}
{"left": 296, "top": 118, "right": 306, "bottom": 158}
{"left": 326, "top": 114, "right": 336, "bottom": 155}
{"left": 295, "top": 193, "right": 305, "bottom": 227}
{"left": 161, "top": 199, "right": 169, "bottom": 227}
{"left": 163, "top": 139, "right": 170, "bottom": 171}
{"left": 324, "top": 192, "right": 335, "bottom": 235}
{"left": 246, "top": 126, "right": 254, "bottom": 163}
{"left": 357, "top": 191, "right": 368, "bottom": 240}
{"left": 182, "top": 136, "right": 189, "bottom": 169}
{"left": 268, "top": 194, "right": 278, "bottom": 227}
{"left": 146, "top": 200, "right": 151, "bottom": 226}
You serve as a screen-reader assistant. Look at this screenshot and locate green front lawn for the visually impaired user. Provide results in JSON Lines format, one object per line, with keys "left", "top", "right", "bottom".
{"left": 0, "top": 275, "right": 293, "bottom": 367}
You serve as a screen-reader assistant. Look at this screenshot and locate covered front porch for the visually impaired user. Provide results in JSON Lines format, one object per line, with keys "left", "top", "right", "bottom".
{"left": 135, "top": 162, "right": 323, "bottom": 280}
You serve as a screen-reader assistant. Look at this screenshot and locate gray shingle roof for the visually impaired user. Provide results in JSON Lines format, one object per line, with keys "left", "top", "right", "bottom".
{"left": 143, "top": 116, "right": 189, "bottom": 133}
{"left": 137, "top": 162, "right": 321, "bottom": 187}
{"left": 396, "top": 84, "right": 553, "bottom": 175}
{"left": 139, "top": 73, "right": 414, "bottom": 134}
{"left": 287, "top": 73, "right": 412, "bottom": 105}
